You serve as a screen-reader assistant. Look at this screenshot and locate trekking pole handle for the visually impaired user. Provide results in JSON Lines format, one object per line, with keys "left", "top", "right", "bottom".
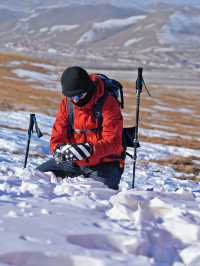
{"left": 136, "top": 67, "right": 143, "bottom": 94}
{"left": 28, "top": 114, "right": 35, "bottom": 136}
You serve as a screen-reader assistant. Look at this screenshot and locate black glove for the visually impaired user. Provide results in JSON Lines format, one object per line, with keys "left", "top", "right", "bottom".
{"left": 54, "top": 143, "right": 93, "bottom": 162}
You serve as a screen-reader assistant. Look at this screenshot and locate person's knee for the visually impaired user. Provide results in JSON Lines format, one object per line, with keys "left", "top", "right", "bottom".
{"left": 105, "top": 175, "right": 121, "bottom": 190}
{"left": 101, "top": 163, "right": 122, "bottom": 190}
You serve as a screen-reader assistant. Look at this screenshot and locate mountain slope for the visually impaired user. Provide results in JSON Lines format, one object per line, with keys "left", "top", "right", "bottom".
{"left": 0, "top": 3, "right": 199, "bottom": 71}
{"left": 0, "top": 0, "right": 200, "bottom": 11}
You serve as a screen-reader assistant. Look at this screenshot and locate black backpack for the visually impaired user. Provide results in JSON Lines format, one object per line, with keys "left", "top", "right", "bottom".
{"left": 66, "top": 74, "right": 139, "bottom": 159}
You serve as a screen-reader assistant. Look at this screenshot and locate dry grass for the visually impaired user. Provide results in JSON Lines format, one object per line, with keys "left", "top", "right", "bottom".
{"left": 140, "top": 136, "right": 200, "bottom": 150}
{"left": 149, "top": 156, "right": 200, "bottom": 181}
{"left": 122, "top": 80, "right": 200, "bottom": 139}
{"left": 0, "top": 52, "right": 62, "bottom": 115}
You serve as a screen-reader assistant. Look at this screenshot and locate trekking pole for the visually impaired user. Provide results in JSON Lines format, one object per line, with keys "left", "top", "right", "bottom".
{"left": 132, "top": 68, "right": 151, "bottom": 188}
{"left": 24, "top": 114, "right": 43, "bottom": 168}
{"left": 132, "top": 68, "right": 143, "bottom": 188}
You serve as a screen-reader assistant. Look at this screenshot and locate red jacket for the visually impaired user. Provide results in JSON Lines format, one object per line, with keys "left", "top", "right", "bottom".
{"left": 50, "top": 74, "right": 124, "bottom": 167}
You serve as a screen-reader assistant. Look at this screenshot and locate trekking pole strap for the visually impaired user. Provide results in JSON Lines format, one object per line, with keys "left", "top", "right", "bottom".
{"left": 33, "top": 115, "right": 43, "bottom": 138}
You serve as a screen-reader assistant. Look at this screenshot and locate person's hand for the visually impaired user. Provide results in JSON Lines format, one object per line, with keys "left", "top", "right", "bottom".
{"left": 56, "top": 143, "right": 93, "bottom": 162}
{"left": 53, "top": 144, "right": 70, "bottom": 163}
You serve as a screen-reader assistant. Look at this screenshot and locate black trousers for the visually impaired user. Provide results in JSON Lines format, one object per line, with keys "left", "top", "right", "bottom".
{"left": 36, "top": 159, "right": 123, "bottom": 190}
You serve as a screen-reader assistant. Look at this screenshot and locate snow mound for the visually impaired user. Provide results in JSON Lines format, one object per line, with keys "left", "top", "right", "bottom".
{"left": 0, "top": 169, "right": 200, "bottom": 265}
{"left": 0, "top": 110, "right": 200, "bottom": 265}
{"left": 107, "top": 190, "right": 200, "bottom": 265}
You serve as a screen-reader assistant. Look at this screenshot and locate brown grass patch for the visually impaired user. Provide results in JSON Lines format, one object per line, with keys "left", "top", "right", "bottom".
{"left": 122, "top": 81, "right": 200, "bottom": 139}
{"left": 0, "top": 52, "right": 49, "bottom": 64}
{"left": 0, "top": 52, "right": 61, "bottom": 115}
{"left": 149, "top": 156, "right": 200, "bottom": 181}
{"left": 141, "top": 135, "right": 200, "bottom": 150}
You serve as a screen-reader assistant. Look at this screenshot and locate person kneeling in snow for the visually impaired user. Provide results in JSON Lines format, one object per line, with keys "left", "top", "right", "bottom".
{"left": 37, "top": 66, "right": 124, "bottom": 190}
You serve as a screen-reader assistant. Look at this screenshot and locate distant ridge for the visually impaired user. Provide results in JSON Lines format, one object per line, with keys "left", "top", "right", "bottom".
{"left": 0, "top": 2, "right": 199, "bottom": 71}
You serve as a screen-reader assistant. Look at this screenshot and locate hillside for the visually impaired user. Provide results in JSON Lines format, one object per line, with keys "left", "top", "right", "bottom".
{"left": 0, "top": 52, "right": 200, "bottom": 180}
{"left": 0, "top": 3, "right": 199, "bottom": 71}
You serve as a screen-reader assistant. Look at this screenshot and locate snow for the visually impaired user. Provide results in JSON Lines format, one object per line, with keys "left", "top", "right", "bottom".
{"left": 19, "top": 11, "right": 39, "bottom": 22}
{"left": 13, "top": 69, "right": 55, "bottom": 82}
{"left": 153, "top": 104, "right": 193, "bottom": 113}
{"left": 77, "top": 15, "right": 146, "bottom": 45}
{"left": 30, "top": 63, "right": 57, "bottom": 71}
{"left": 39, "top": 27, "right": 48, "bottom": 33}
{"left": 13, "top": 69, "right": 57, "bottom": 82}
{"left": 140, "top": 128, "right": 189, "bottom": 140}
{"left": 0, "top": 110, "right": 200, "bottom": 265}
{"left": 123, "top": 37, "right": 144, "bottom": 47}
{"left": 50, "top": 25, "right": 79, "bottom": 32}
{"left": 12, "top": 69, "right": 59, "bottom": 90}
{"left": 159, "top": 11, "right": 200, "bottom": 45}
{"left": 47, "top": 48, "right": 57, "bottom": 54}
{"left": 9, "top": 60, "right": 57, "bottom": 72}
{"left": 9, "top": 61, "right": 27, "bottom": 66}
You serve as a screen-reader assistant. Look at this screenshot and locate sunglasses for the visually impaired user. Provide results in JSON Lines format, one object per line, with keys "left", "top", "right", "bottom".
{"left": 70, "top": 92, "right": 87, "bottom": 103}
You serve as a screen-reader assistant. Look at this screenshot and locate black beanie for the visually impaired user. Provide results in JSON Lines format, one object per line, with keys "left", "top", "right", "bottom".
{"left": 61, "top": 66, "right": 94, "bottom": 97}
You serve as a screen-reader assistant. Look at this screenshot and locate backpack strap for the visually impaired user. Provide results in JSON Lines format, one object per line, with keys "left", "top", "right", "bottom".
{"left": 66, "top": 100, "right": 101, "bottom": 141}
{"left": 66, "top": 91, "right": 109, "bottom": 142}
{"left": 93, "top": 92, "right": 108, "bottom": 133}
{"left": 66, "top": 94, "right": 127, "bottom": 160}
{"left": 67, "top": 100, "right": 74, "bottom": 142}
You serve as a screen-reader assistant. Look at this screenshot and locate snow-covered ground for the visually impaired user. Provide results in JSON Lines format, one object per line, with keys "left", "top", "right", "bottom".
{"left": 10, "top": 61, "right": 60, "bottom": 91}
{"left": 1, "top": 110, "right": 200, "bottom": 266}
